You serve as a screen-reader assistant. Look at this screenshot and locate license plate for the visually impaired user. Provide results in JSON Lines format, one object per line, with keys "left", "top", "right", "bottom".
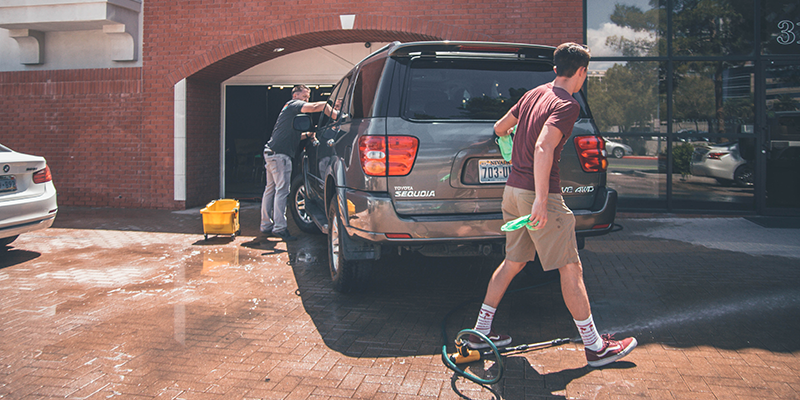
{"left": 478, "top": 159, "right": 511, "bottom": 183}
{"left": 0, "top": 176, "right": 16, "bottom": 193}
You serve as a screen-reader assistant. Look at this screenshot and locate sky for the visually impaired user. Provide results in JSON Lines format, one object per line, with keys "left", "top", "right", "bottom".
{"left": 586, "top": 0, "right": 656, "bottom": 67}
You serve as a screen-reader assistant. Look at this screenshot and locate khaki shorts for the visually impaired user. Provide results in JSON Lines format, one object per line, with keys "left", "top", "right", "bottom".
{"left": 502, "top": 186, "right": 580, "bottom": 271}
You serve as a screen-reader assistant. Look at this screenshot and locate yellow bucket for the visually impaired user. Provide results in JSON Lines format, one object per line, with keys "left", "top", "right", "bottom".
{"left": 200, "top": 199, "right": 240, "bottom": 239}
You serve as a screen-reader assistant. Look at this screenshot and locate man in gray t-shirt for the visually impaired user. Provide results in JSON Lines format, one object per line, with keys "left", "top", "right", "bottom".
{"left": 261, "top": 85, "right": 329, "bottom": 240}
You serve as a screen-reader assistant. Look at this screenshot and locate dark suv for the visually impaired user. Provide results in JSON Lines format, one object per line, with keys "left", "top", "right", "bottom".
{"left": 290, "top": 41, "right": 616, "bottom": 292}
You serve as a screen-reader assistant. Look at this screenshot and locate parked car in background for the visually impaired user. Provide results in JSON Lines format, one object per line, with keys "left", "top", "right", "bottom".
{"left": 604, "top": 139, "right": 632, "bottom": 158}
{"left": 0, "top": 143, "right": 58, "bottom": 249}
{"left": 690, "top": 141, "right": 753, "bottom": 187}
{"left": 289, "top": 41, "right": 617, "bottom": 292}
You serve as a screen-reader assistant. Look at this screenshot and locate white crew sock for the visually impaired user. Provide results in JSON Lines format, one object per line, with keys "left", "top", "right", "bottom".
{"left": 574, "top": 315, "right": 603, "bottom": 351}
{"left": 474, "top": 303, "right": 496, "bottom": 335}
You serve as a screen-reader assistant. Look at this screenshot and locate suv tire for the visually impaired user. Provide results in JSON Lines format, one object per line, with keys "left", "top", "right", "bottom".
{"left": 328, "top": 199, "right": 371, "bottom": 293}
{"left": 290, "top": 174, "right": 321, "bottom": 234}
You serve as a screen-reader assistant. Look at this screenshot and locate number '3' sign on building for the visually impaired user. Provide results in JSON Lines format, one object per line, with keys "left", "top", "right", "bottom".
{"left": 777, "top": 20, "right": 800, "bottom": 46}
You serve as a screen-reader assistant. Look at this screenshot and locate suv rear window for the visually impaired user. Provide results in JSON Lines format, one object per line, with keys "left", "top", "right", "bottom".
{"left": 403, "top": 58, "right": 556, "bottom": 121}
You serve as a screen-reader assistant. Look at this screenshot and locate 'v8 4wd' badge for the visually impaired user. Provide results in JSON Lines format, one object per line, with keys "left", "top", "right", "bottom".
{"left": 562, "top": 185, "right": 595, "bottom": 194}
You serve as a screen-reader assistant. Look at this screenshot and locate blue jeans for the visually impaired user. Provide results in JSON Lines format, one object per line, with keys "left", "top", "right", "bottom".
{"left": 261, "top": 153, "right": 292, "bottom": 233}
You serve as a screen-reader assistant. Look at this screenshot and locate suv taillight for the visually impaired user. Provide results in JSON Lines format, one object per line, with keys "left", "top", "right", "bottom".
{"left": 574, "top": 136, "right": 608, "bottom": 173}
{"left": 359, "top": 136, "right": 419, "bottom": 176}
{"left": 33, "top": 166, "right": 52, "bottom": 184}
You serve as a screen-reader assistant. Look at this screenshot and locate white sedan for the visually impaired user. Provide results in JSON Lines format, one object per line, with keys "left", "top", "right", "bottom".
{"left": 0, "top": 143, "right": 58, "bottom": 248}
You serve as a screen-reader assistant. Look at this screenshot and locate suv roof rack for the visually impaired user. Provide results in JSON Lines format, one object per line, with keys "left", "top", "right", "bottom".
{"left": 388, "top": 41, "right": 554, "bottom": 60}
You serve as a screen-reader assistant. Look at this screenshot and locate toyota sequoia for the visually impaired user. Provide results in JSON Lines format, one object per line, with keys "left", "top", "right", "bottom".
{"left": 289, "top": 41, "right": 616, "bottom": 292}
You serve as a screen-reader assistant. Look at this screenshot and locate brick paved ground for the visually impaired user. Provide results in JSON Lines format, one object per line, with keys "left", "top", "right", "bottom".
{"left": 0, "top": 204, "right": 798, "bottom": 399}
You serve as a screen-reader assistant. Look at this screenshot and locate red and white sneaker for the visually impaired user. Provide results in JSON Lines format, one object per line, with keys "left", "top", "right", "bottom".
{"left": 467, "top": 331, "right": 512, "bottom": 350}
{"left": 585, "top": 334, "right": 637, "bottom": 367}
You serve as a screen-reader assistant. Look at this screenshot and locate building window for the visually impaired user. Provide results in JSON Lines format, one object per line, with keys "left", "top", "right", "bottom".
{"left": 587, "top": 0, "right": 666, "bottom": 58}
{"left": 588, "top": 61, "right": 667, "bottom": 207}
{"left": 761, "top": 0, "right": 800, "bottom": 55}
{"left": 672, "top": 0, "right": 755, "bottom": 57}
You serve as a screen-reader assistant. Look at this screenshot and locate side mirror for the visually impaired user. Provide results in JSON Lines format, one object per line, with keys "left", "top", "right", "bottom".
{"left": 293, "top": 114, "right": 313, "bottom": 132}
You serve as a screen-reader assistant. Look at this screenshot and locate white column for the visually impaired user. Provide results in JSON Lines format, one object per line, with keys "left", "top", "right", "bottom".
{"left": 174, "top": 79, "right": 187, "bottom": 201}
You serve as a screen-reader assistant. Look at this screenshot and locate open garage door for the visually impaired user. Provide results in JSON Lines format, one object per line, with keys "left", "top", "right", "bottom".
{"left": 222, "top": 42, "right": 388, "bottom": 200}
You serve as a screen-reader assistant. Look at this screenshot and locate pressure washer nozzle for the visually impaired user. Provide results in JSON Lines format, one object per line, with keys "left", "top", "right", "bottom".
{"left": 451, "top": 339, "right": 481, "bottom": 364}
{"left": 449, "top": 349, "right": 481, "bottom": 364}
{"left": 456, "top": 342, "right": 470, "bottom": 357}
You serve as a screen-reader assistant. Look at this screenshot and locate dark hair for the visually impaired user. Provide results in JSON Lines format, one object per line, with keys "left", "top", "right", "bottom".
{"left": 553, "top": 43, "right": 591, "bottom": 77}
{"left": 292, "top": 85, "right": 310, "bottom": 94}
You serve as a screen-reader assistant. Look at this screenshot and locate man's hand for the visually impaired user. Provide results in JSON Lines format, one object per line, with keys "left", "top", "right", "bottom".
{"left": 529, "top": 197, "right": 548, "bottom": 229}
{"left": 529, "top": 124, "right": 564, "bottom": 230}
{"left": 494, "top": 110, "right": 518, "bottom": 136}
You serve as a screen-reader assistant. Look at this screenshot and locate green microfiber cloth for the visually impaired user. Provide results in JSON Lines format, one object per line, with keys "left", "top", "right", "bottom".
{"left": 501, "top": 214, "right": 540, "bottom": 232}
{"left": 495, "top": 125, "right": 516, "bottom": 162}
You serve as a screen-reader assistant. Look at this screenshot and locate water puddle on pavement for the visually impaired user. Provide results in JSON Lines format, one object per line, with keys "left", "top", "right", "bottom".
{"left": 201, "top": 247, "right": 240, "bottom": 275}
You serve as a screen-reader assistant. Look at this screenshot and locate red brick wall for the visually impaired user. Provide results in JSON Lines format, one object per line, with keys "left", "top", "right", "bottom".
{"left": 1, "top": 0, "right": 583, "bottom": 209}
{"left": 0, "top": 68, "right": 153, "bottom": 207}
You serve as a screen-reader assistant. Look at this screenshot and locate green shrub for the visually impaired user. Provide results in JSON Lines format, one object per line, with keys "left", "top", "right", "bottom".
{"left": 672, "top": 143, "right": 694, "bottom": 177}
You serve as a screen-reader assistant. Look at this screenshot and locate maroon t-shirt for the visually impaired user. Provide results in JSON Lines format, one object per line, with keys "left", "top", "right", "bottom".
{"left": 505, "top": 82, "right": 580, "bottom": 193}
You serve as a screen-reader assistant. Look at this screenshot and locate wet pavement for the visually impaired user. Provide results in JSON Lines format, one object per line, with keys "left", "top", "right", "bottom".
{"left": 1, "top": 203, "right": 799, "bottom": 399}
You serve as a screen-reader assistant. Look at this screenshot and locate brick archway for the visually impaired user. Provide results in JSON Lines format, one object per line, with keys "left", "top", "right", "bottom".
{"left": 173, "top": 18, "right": 494, "bottom": 208}
{"left": 166, "top": 16, "right": 494, "bottom": 85}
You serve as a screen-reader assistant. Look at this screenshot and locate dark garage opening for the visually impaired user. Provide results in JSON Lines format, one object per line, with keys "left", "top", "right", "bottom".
{"left": 224, "top": 85, "right": 330, "bottom": 200}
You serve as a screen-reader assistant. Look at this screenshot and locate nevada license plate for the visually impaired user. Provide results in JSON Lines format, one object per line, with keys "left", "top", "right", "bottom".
{"left": 0, "top": 176, "right": 16, "bottom": 193}
{"left": 478, "top": 159, "right": 511, "bottom": 183}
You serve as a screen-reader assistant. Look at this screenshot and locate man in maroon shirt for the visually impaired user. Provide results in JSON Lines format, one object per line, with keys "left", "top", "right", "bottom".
{"left": 467, "top": 43, "right": 637, "bottom": 368}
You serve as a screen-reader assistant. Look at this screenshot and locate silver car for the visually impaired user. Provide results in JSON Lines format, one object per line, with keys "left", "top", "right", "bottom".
{"left": 604, "top": 139, "right": 633, "bottom": 158}
{"left": 690, "top": 142, "right": 753, "bottom": 187}
{"left": 0, "top": 143, "right": 58, "bottom": 248}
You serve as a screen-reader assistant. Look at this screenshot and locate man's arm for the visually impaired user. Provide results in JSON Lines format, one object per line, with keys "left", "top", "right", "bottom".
{"left": 494, "top": 110, "right": 518, "bottom": 136}
{"left": 300, "top": 101, "right": 326, "bottom": 114}
{"left": 529, "top": 124, "right": 563, "bottom": 229}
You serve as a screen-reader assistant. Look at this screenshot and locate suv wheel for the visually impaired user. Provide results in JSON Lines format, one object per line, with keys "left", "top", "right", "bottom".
{"left": 328, "top": 200, "right": 371, "bottom": 293}
{"left": 290, "top": 175, "right": 321, "bottom": 234}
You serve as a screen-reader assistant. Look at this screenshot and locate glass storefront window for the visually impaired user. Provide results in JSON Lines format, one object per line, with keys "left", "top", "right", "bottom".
{"left": 588, "top": 61, "right": 662, "bottom": 135}
{"left": 587, "top": 0, "right": 666, "bottom": 57}
{"left": 672, "top": 0, "right": 755, "bottom": 57}
{"left": 671, "top": 138, "right": 755, "bottom": 209}
{"left": 765, "top": 62, "right": 800, "bottom": 209}
{"left": 608, "top": 136, "right": 668, "bottom": 209}
{"left": 762, "top": 0, "right": 800, "bottom": 55}
{"left": 672, "top": 61, "right": 755, "bottom": 138}
{"left": 588, "top": 61, "right": 667, "bottom": 205}
{"left": 671, "top": 61, "right": 755, "bottom": 209}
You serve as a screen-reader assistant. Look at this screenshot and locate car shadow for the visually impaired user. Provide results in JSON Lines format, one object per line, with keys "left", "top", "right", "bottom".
{"left": 281, "top": 222, "right": 582, "bottom": 360}
{"left": 281, "top": 216, "right": 800, "bottom": 377}
{"left": 0, "top": 247, "right": 41, "bottom": 269}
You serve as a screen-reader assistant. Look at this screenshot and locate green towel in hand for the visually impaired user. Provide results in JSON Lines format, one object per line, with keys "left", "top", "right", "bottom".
{"left": 495, "top": 125, "right": 515, "bottom": 162}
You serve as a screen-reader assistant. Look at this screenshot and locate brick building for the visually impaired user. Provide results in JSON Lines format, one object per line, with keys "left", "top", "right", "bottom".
{"left": 2, "top": 1, "right": 799, "bottom": 214}
{"left": 0, "top": 0, "right": 581, "bottom": 210}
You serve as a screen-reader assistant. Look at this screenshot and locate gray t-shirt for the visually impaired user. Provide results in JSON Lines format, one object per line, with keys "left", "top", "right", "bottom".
{"left": 266, "top": 99, "right": 305, "bottom": 158}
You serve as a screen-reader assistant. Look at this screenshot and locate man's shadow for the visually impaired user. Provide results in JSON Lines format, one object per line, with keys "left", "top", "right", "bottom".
{"left": 449, "top": 355, "right": 635, "bottom": 399}
{"left": 239, "top": 235, "right": 288, "bottom": 256}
